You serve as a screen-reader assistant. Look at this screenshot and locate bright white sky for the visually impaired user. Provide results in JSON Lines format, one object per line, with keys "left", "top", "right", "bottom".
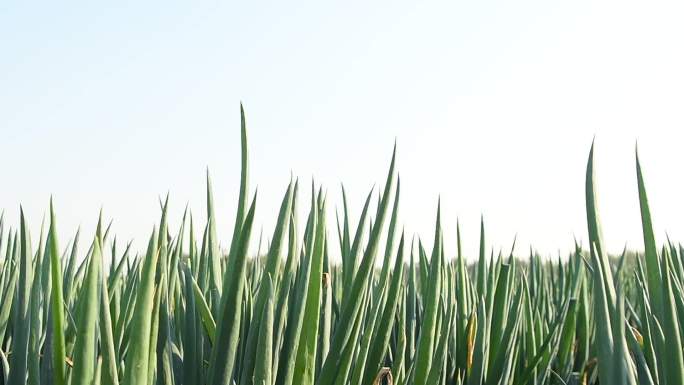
{"left": 2, "top": 0, "right": 684, "bottom": 260}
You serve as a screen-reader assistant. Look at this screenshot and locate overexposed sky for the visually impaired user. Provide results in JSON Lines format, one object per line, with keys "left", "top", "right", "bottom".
{"left": 2, "top": 0, "right": 684, "bottom": 260}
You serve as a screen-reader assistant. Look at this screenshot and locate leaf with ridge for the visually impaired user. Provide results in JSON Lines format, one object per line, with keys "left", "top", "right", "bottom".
{"left": 71, "top": 237, "right": 102, "bottom": 385}
{"left": 208, "top": 193, "right": 257, "bottom": 385}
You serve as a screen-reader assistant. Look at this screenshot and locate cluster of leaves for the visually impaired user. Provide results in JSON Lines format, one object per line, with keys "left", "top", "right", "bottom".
{"left": 0, "top": 109, "right": 682, "bottom": 385}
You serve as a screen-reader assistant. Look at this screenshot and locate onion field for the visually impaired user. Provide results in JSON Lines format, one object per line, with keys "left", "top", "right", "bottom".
{"left": 0, "top": 108, "right": 680, "bottom": 385}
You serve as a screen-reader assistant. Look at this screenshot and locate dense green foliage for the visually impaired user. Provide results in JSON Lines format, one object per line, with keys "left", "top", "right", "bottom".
{"left": 0, "top": 109, "right": 681, "bottom": 385}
